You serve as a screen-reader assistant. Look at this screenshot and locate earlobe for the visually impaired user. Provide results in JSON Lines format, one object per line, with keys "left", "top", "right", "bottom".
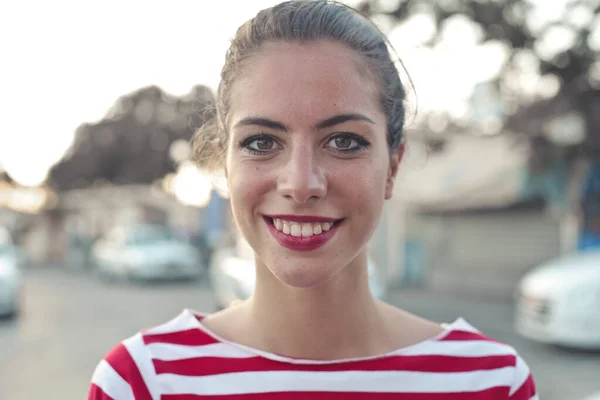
{"left": 384, "top": 142, "right": 405, "bottom": 200}
{"left": 384, "top": 179, "right": 395, "bottom": 200}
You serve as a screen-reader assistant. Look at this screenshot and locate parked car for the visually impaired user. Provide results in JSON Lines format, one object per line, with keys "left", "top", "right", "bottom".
{"left": 0, "top": 228, "right": 24, "bottom": 318}
{"left": 515, "top": 249, "right": 600, "bottom": 349}
{"left": 209, "top": 235, "right": 388, "bottom": 310}
{"left": 91, "top": 224, "right": 205, "bottom": 283}
{"left": 581, "top": 392, "right": 600, "bottom": 400}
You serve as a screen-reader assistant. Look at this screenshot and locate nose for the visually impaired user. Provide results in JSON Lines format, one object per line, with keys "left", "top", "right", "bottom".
{"left": 277, "top": 145, "right": 327, "bottom": 204}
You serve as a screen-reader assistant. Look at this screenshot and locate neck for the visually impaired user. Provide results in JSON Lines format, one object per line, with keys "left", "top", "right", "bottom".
{"left": 245, "top": 254, "right": 393, "bottom": 360}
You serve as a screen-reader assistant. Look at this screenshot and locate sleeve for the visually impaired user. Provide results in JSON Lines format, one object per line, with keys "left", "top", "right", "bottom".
{"left": 88, "top": 343, "right": 154, "bottom": 400}
{"left": 509, "top": 353, "right": 538, "bottom": 400}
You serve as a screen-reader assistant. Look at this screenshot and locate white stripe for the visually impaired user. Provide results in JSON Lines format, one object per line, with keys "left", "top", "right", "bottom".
{"left": 148, "top": 342, "right": 255, "bottom": 361}
{"left": 91, "top": 360, "right": 135, "bottom": 400}
{"left": 144, "top": 310, "right": 199, "bottom": 336}
{"left": 529, "top": 395, "right": 539, "bottom": 400}
{"left": 449, "top": 317, "right": 481, "bottom": 333}
{"left": 509, "top": 354, "right": 531, "bottom": 396}
{"left": 124, "top": 333, "right": 160, "bottom": 400}
{"left": 147, "top": 338, "right": 515, "bottom": 363}
{"left": 159, "top": 367, "right": 515, "bottom": 395}
{"left": 397, "top": 340, "right": 514, "bottom": 358}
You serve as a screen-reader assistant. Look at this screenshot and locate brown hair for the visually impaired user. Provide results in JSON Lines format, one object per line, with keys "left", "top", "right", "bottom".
{"left": 192, "top": 0, "right": 408, "bottom": 170}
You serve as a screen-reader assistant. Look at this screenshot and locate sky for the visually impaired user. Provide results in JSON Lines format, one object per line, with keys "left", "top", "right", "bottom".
{"left": 0, "top": 0, "right": 580, "bottom": 187}
{"left": 0, "top": 0, "right": 281, "bottom": 187}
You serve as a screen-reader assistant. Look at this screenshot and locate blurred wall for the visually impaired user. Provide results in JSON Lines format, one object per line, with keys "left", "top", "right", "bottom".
{"left": 405, "top": 209, "right": 561, "bottom": 300}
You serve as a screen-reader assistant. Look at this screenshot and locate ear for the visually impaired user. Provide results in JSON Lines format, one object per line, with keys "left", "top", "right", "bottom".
{"left": 385, "top": 141, "right": 405, "bottom": 200}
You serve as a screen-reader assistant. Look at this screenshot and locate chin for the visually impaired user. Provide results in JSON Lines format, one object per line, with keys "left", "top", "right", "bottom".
{"left": 269, "top": 261, "right": 339, "bottom": 289}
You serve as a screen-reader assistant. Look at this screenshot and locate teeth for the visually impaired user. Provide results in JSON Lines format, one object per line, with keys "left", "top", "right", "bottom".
{"left": 272, "top": 219, "right": 336, "bottom": 237}
{"left": 313, "top": 223, "right": 322, "bottom": 235}
{"left": 290, "top": 224, "right": 302, "bottom": 237}
{"left": 301, "top": 224, "right": 313, "bottom": 237}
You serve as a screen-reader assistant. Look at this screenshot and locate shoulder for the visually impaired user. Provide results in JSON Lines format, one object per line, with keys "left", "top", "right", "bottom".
{"left": 431, "top": 318, "right": 538, "bottom": 399}
{"left": 89, "top": 310, "right": 211, "bottom": 400}
{"left": 89, "top": 333, "right": 153, "bottom": 400}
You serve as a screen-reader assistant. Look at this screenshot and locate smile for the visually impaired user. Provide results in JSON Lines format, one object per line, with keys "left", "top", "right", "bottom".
{"left": 273, "top": 218, "right": 334, "bottom": 237}
{"left": 263, "top": 216, "right": 342, "bottom": 251}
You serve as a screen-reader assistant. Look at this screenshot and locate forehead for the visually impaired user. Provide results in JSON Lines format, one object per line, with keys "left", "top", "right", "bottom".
{"left": 228, "top": 40, "right": 382, "bottom": 127}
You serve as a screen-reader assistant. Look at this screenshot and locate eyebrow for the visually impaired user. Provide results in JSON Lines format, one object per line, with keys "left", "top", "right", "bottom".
{"left": 234, "top": 117, "right": 289, "bottom": 132}
{"left": 233, "top": 113, "right": 375, "bottom": 132}
{"left": 315, "top": 113, "right": 375, "bottom": 129}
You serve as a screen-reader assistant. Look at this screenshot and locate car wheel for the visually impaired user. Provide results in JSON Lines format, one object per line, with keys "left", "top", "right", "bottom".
{"left": 1, "top": 297, "right": 21, "bottom": 320}
{"left": 6, "top": 304, "right": 20, "bottom": 319}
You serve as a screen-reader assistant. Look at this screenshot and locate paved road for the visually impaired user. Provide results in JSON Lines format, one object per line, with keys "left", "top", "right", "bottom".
{"left": 387, "top": 289, "right": 600, "bottom": 400}
{"left": 0, "top": 268, "right": 598, "bottom": 400}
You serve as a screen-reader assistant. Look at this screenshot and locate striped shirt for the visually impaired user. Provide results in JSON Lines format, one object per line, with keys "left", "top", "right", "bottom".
{"left": 89, "top": 309, "right": 538, "bottom": 399}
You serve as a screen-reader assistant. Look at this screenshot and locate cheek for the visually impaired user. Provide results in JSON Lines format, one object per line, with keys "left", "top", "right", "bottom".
{"left": 337, "top": 158, "right": 388, "bottom": 203}
{"left": 227, "top": 162, "right": 272, "bottom": 216}
{"left": 326, "top": 164, "right": 385, "bottom": 241}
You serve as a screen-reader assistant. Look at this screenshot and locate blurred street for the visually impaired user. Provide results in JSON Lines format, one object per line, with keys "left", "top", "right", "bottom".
{"left": 0, "top": 267, "right": 598, "bottom": 400}
{"left": 1, "top": 1, "right": 599, "bottom": 399}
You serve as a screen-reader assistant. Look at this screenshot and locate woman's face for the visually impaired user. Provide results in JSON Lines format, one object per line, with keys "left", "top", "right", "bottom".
{"left": 226, "top": 40, "right": 400, "bottom": 289}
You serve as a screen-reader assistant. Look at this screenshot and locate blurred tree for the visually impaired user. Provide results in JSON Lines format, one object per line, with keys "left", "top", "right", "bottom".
{"left": 49, "top": 85, "right": 214, "bottom": 191}
{"left": 359, "top": 0, "right": 600, "bottom": 158}
{"left": 0, "top": 171, "right": 15, "bottom": 185}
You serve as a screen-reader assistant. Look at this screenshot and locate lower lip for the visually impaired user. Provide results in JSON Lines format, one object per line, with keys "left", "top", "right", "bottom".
{"left": 264, "top": 218, "right": 340, "bottom": 251}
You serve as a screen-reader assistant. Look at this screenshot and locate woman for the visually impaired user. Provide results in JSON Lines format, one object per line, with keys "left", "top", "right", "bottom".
{"left": 89, "top": 1, "right": 538, "bottom": 399}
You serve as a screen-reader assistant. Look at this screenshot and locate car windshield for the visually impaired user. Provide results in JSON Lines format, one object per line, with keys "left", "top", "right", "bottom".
{"left": 0, "top": 243, "right": 12, "bottom": 254}
{"left": 125, "top": 226, "right": 174, "bottom": 246}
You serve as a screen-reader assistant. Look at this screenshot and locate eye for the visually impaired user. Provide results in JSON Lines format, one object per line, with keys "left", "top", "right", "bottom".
{"left": 250, "top": 138, "right": 275, "bottom": 151}
{"left": 325, "top": 133, "right": 370, "bottom": 153}
{"left": 333, "top": 137, "right": 353, "bottom": 149}
{"left": 238, "top": 134, "right": 281, "bottom": 155}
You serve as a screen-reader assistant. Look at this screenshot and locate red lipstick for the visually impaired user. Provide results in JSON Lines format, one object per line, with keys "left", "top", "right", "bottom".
{"left": 263, "top": 216, "right": 341, "bottom": 251}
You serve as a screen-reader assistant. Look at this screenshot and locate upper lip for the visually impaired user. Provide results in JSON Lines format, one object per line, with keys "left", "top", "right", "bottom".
{"left": 265, "top": 214, "right": 340, "bottom": 223}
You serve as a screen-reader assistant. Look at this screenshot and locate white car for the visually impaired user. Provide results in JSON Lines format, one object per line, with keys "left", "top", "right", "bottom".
{"left": 515, "top": 249, "right": 600, "bottom": 349}
{"left": 209, "top": 236, "right": 388, "bottom": 310}
{"left": 0, "top": 229, "right": 24, "bottom": 317}
{"left": 92, "top": 224, "right": 205, "bottom": 282}
{"left": 581, "top": 392, "right": 600, "bottom": 400}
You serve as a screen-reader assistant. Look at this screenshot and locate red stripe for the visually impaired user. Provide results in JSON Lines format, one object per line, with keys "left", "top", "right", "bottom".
{"left": 163, "top": 386, "right": 509, "bottom": 400}
{"left": 510, "top": 374, "right": 536, "bottom": 399}
{"left": 439, "top": 330, "right": 500, "bottom": 343}
{"left": 143, "top": 329, "right": 219, "bottom": 346}
{"left": 88, "top": 383, "right": 115, "bottom": 400}
{"left": 153, "top": 354, "right": 516, "bottom": 376}
{"left": 104, "top": 343, "right": 153, "bottom": 400}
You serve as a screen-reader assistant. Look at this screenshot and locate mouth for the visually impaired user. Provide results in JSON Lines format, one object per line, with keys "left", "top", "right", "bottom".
{"left": 263, "top": 216, "right": 343, "bottom": 251}
{"left": 265, "top": 216, "right": 342, "bottom": 237}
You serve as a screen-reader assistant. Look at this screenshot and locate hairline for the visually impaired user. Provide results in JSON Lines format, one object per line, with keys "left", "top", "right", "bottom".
{"left": 221, "top": 38, "right": 384, "bottom": 133}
